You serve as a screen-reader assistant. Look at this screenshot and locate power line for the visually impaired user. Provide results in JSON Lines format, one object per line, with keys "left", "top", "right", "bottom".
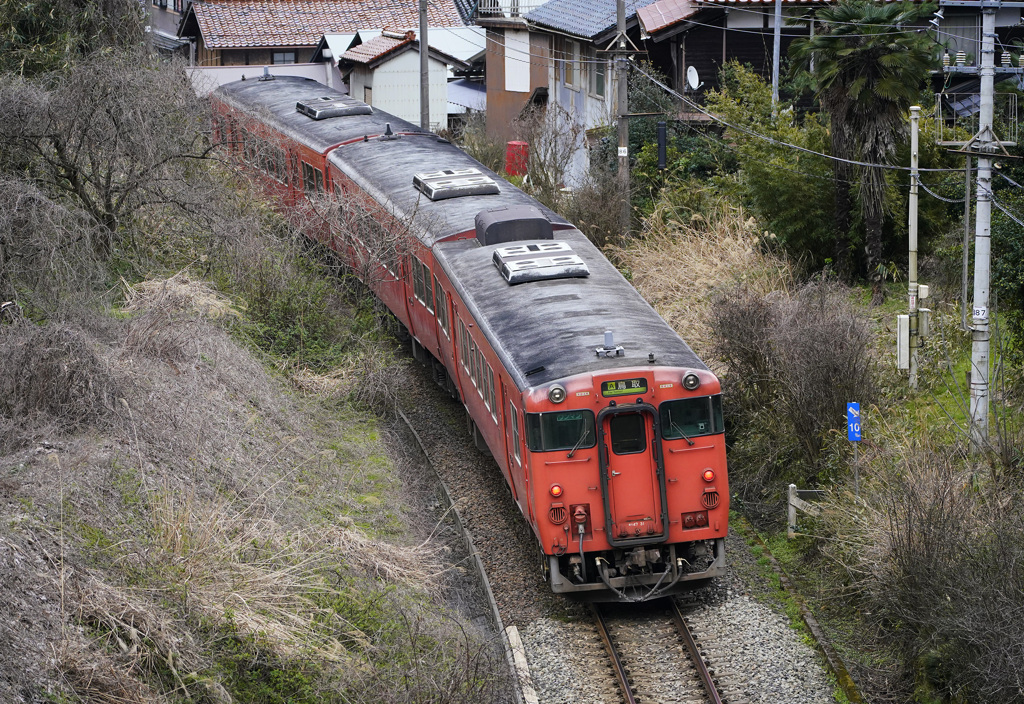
{"left": 630, "top": 60, "right": 963, "bottom": 174}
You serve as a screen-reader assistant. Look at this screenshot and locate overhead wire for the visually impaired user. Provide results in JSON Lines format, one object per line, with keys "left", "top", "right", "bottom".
{"left": 629, "top": 60, "right": 963, "bottom": 173}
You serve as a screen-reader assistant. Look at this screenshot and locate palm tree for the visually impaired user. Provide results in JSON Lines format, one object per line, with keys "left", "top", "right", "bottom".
{"left": 791, "top": 1, "right": 936, "bottom": 298}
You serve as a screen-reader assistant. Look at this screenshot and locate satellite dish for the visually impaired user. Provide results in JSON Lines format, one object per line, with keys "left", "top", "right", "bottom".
{"left": 686, "top": 66, "right": 701, "bottom": 91}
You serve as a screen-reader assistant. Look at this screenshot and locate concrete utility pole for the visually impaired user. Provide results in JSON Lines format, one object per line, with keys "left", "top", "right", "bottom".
{"left": 937, "top": 0, "right": 1024, "bottom": 449}
{"left": 967, "top": 5, "right": 996, "bottom": 452}
{"left": 616, "top": 0, "right": 630, "bottom": 236}
{"left": 420, "top": 0, "right": 430, "bottom": 130}
{"left": 908, "top": 106, "right": 921, "bottom": 390}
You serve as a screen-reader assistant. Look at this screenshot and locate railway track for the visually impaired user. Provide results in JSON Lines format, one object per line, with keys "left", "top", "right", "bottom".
{"left": 593, "top": 598, "right": 725, "bottom": 704}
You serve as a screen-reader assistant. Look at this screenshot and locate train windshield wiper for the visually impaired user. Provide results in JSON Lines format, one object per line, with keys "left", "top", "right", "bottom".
{"left": 567, "top": 428, "right": 590, "bottom": 458}
{"left": 667, "top": 410, "right": 695, "bottom": 446}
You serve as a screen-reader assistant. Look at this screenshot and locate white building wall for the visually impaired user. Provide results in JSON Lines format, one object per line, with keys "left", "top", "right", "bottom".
{"left": 371, "top": 51, "right": 450, "bottom": 130}
{"left": 547, "top": 50, "right": 616, "bottom": 188}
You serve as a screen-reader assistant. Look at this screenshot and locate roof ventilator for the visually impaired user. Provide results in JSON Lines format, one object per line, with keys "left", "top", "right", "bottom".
{"left": 475, "top": 205, "right": 552, "bottom": 246}
{"left": 296, "top": 95, "right": 372, "bottom": 120}
{"left": 492, "top": 241, "right": 589, "bottom": 285}
{"left": 258, "top": 67, "right": 275, "bottom": 81}
{"left": 595, "top": 330, "right": 625, "bottom": 358}
{"left": 414, "top": 168, "right": 499, "bottom": 200}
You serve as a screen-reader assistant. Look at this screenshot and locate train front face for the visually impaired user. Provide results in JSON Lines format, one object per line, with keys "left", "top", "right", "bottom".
{"left": 524, "top": 367, "right": 728, "bottom": 601}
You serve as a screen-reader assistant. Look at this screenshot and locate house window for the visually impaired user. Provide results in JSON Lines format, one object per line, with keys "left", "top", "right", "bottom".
{"left": 589, "top": 50, "right": 606, "bottom": 97}
{"left": 554, "top": 37, "right": 579, "bottom": 88}
{"left": 272, "top": 51, "right": 297, "bottom": 64}
{"left": 561, "top": 39, "right": 579, "bottom": 88}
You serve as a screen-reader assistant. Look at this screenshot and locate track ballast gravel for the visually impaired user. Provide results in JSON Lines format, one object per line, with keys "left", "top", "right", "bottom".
{"left": 396, "top": 357, "right": 838, "bottom": 704}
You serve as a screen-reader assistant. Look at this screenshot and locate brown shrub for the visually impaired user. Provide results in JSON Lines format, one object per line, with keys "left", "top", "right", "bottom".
{"left": 0, "top": 323, "right": 123, "bottom": 447}
{"left": 815, "top": 445, "right": 1024, "bottom": 702}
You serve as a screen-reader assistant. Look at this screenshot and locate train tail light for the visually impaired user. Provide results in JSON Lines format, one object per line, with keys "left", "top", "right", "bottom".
{"left": 702, "top": 469, "right": 715, "bottom": 482}
{"left": 681, "top": 511, "right": 708, "bottom": 529}
{"left": 549, "top": 484, "right": 564, "bottom": 498}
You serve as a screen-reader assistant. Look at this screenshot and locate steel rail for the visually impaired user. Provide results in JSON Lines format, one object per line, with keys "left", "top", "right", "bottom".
{"left": 669, "top": 599, "right": 724, "bottom": 704}
{"left": 590, "top": 604, "right": 637, "bottom": 704}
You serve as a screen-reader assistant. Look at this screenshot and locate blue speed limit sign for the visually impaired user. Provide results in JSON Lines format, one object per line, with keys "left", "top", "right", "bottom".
{"left": 847, "top": 402, "right": 861, "bottom": 442}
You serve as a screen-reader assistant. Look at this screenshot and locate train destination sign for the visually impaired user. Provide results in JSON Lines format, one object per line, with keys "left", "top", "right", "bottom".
{"left": 601, "top": 377, "right": 648, "bottom": 397}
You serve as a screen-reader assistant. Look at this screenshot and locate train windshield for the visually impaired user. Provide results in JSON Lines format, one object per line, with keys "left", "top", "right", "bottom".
{"left": 526, "top": 410, "right": 597, "bottom": 452}
{"left": 660, "top": 395, "right": 724, "bottom": 440}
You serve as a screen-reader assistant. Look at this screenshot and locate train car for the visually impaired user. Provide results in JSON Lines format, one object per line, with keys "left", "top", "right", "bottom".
{"left": 212, "top": 75, "right": 728, "bottom": 602}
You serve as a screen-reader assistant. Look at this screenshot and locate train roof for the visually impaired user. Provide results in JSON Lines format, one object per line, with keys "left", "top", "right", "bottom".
{"left": 213, "top": 74, "right": 425, "bottom": 155}
{"left": 434, "top": 228, "right": 706, "bottom": 390}
{"left": 328, "top": 135, "right": 570, "bottom": 244}
{"left": 213, "top": 76, "right": 707, "bottom": 391}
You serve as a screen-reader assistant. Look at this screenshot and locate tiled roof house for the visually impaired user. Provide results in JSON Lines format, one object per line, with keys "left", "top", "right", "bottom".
{"left": 337, "top": 30, "right": 470, "bottom": 127}
{"left": 177, "top": 0, "right": 469, "bottom": 66}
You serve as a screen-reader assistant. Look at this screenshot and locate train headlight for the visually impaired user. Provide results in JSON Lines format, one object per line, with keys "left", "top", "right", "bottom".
{"left": 549, "top": 484, "right": 564, "bottom": 498}
{"left": 702, "top": 469, "right": 716, "bottom": 482}
{"left": 682, "top": 373, "right": 701, "bottom": 391}
{"left": 548, "top": 384, "right": 567, "bottom": 404}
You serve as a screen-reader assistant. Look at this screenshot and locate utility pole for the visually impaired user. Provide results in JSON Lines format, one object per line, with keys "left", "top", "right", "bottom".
{"left": 967, "top": 4, "right": 996, "bottom": 452}
{"left": 771, "top": 0, "right": 782, "bottom": 112}
{"left": 616, "top": 0, "right": 630, "bottom": 236}
{"left": 420, "top": 0, "right": 430, "bottom": 130}
{"left": 936, "top": 0, "right": 1024, "bottom": 449}
{"left": 908, "top": 106, "right": 921, "bottom": 390}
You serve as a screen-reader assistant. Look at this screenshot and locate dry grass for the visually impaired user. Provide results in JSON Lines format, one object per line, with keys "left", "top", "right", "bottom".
{"left": 121, "top": 270, "right": 240, "bottom": 321}
{"left": 0, "top": 273, "right": 500, "bottom": 701}
{"left": 0, "top": 323, "right": 124, "bottom": 449}
{"left": 608, "top": 203, "right": 794, "bottom": 361}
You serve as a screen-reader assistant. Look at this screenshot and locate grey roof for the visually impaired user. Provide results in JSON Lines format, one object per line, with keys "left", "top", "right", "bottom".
{"left": 213, "top": 76, "right": 708, "bottom": 393}
{"left": 524, "top": 0, "right": 658, "bottom": 39}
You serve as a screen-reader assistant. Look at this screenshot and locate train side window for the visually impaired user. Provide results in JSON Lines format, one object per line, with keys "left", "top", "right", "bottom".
{"left": 412, "top": 260, "right": 433, "bottom": 312}
{"left": 487, "top": 367, "right": 497, "bottom": 421}
{"left": 470, "top": 339, "right": 478, "bottom": 387}
{"left": 434, "top": 276, "right": 449, "bottom": 336}
{"left": 421, "top": 262, "right": 434, "bottom": 312}
{"left": 301, "top": 161, "right": 324, "bottom": 194}
{"left": 509, "top": 403, "right": 522, "bottom": 463}
{"left": 411, "top": 257, "right": 424, "bottom": 301}
{"left": 459, "top": 321, "right": 468, "bottom": 371}
{"left": 476, "top": 350, "right": 485, "bottom": 398}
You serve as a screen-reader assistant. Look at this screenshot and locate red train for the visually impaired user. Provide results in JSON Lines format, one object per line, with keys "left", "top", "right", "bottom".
{"left": 212, "top": 75, "right": 728, "bottom": 601}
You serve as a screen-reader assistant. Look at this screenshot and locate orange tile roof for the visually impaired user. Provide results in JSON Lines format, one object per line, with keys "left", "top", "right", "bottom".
{"left": 637, "top": 0, "right": 696, "bottom": 34}
{"left": 342, "top": 31, "right": 414, "bottom": 63}
{"left": 189, "top": 0, "right": 465, "bottom": 49}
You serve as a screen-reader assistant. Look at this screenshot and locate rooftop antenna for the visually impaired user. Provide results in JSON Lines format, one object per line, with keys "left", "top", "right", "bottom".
{"left": 686, "top": 66, "right": 703, "bottom": 92}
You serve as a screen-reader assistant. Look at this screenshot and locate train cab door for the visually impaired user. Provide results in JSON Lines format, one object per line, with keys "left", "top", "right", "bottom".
{"left": 597, "top": 404, "right": 669, "bottom": 547}
{"left": 503, "top": 385, "right": 528, "bottom": 512}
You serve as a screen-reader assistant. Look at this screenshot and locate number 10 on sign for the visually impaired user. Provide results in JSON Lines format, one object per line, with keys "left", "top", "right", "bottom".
{"left": 847, "top": 402, "right": 861, "bottom": 442}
